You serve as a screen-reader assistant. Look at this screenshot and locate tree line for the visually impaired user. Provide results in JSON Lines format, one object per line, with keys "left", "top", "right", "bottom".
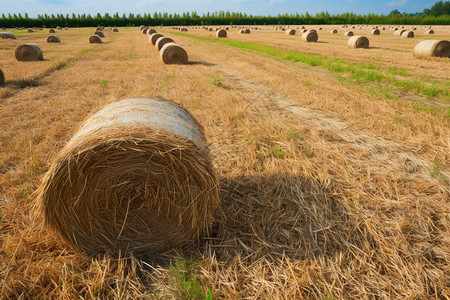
{"left": 1, "top": 2, "right": 449, "bottom": 28}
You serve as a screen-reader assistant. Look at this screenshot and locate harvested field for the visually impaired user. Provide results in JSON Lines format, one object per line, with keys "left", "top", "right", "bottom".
{"left": 0, "top": 25, "right": 449, "bottom": 299}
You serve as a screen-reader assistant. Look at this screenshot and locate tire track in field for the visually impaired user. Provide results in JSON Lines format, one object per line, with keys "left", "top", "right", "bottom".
{"left": 216, "top": 66, "right": 449, "bottom": 182}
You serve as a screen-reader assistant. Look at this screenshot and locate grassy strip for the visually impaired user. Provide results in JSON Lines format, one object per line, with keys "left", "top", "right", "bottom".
{"left": 170, "top": 31, "right": 449, "bottom": 116}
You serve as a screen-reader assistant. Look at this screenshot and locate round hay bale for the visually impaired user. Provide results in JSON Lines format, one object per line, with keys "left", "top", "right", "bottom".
{"left": 180, "top": 27, "right": 188, "bottom": 32}
{"left": 0, "top": 32, "right": 16, "bottom": 39}
{"left": 286, "top": 29, "right": 296, "bottom": 35}
{"left": 225, "top": 27, "right": 229, "bottom": 30}
{"left": 147, "top": 28, "right": 157, "bottom": 35}
{"left": 27, "top": 28, "right": 34, "bottom": 33}
{"left": 301, "top": 30, "right": 318, "bottom": 42}
{"left": 0, "top": 68, "right": 4, "bottom": 86}
{"left": 372, "top": 29, "right": 380, "bottom": 35}
{"left": 239, "top": 29, "right": 245, "bottom": 34}
{"left": 413, "top": 40, "right": 450, "bottom": 58}
{"left": 425, "top": 29, "right": 434, "bottom": 34}
{"left": 216, "top": 29, "right": 227, "bottom": 38}
{"left": 394, "top": 29, "right": 406, "bottom": 36}
{"left": 160, "top": 43, "right": 188, "bottom": 64}
{"left": 208, "top": 28, "right": 213, "bottom": 31}
{"left": 401, "top": 31, "right": 414, "bottom": 38}
{"left": 47, "top": 35, "right": 60, "bottom": 43}
{"left": 150, "top": 33, "right": 164, "bottom": 45}
{"left": 89, "top": 35, "right": 103, "bottom": 44}
{"left": 245, "top": 28, "right": 250, "bottom": 34}
{"left": 96, "top": 27, "right": 103, "bottom": 32}
{"left": 37, "top": 98, "right": 219, "bottom": 256}
{"left": 330, "top": 29, "right": 338, "bottom": 34}
{"left": 56, "top": 26, "right": 62, "bottom": 30}
{"left": 15, "top": 44, "right": 43, "bottom": 61}
{"left": 49, "top": 28, "right": 56, "bottom": 33}
{"left": 344, "top": 31, "right": 353, "bottom": 36}
{"left": 347, "top": 36, "right": 370, "bottom": 48}
{"left": 155, "top": 36, "right": 174, "bottom": 51}
{"left": 94, "top": 31, "right": 105, "bottom": 37}
{"left": 301, "top": 29, "right": 307, "bottom": 33}
{"left": 113, "top": 28, "right": 119, "bottom": 32}
{"left": 1, "top": 27, "right": 5, "bottom": 31}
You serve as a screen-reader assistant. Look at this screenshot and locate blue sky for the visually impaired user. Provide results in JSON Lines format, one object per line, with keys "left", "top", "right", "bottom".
{"left": 0, "top": 0, "right": 437, "bottom": 17}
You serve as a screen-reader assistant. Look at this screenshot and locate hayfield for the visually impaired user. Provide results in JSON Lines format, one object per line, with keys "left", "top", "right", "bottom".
{"left": 0, "top": 25, "right": 449, "bottom": 299}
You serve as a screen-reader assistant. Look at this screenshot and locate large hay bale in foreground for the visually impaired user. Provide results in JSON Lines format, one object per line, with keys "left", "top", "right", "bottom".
{"left": 150, "top": 33, "right": 163, "bottom": 45}
{"left": 15, "top": 44, "right": 43, "bottom": 61}
{"left": 156, "top": 37, "right": 174, "bottom": 51}
{"left": 302, "top": 30, "right": 318, "bottom": 42}
{"left": 344, "top": 31, "right": 353, "bottom": 36}
{"left": 348, "top": 36, "right": 370, "bottom": 48}
{"left": 160, "top": 43, "right": 188, "bottom": 64}
{"left": 0, "top": 69, "right": 4, "bottom": 86}
{"left": 413, "top": 40, "right": 450, "bottom": 58}
{"left": 286, "top": 29, "right": 296, "bottom": 35}
{"left": 401, "top": 31, "right": 414, "bottom": 38}
{"left": 89, "top": 35, "right": 102, "bottom": 44}
{"left": 37, "top": 98, "right": 219, "bottom": 256}
{"left": 216, "top": 29, "right": 227, "bottom": 38}
{"left": 47, "top": 35, "right": 60, "bottom": 43}
{"left": 0, "top": 32, "right": 16, "bottom": 39}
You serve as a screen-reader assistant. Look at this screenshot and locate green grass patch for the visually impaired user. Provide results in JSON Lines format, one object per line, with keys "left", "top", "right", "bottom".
{"left": 100, "top": 79, "right": 109, "bottom": 86}
{"left": 77, "top": 48, "right": 93, "bottom": 56}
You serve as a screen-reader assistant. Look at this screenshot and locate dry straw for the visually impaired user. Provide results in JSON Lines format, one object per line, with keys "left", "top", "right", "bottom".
{"left": 302, "top": 30, "right": 318, "bottom": 42}
{"left": 150, "top": 33, "right": 164, "bottom": 45}
{"left": 344, "top": 31, "right": 353, "bottom": 36}
{"left": 402, "top": 31, "right": 414, "bottom": 38}
{"left": 155, "top": 37, "right": 174, "bottom": 51}
{"left": 0, "top": 68, "right": 4, "bottom": 86}
{"left": 216, "top": 29, "right": 227, "bottom": 38}
{"left": 348, "top": 36, "right": 370, "bottom": 48}
{"left": 160, "top": 43, "right": 188, "bottom": 64}
{"left": 15, "top": 44, "right": 43, "bottom": 61}
{"left": 286, "top": 29, "right": 296, "bottom": 35}
{"left": 47, "top": 35, "right": 60, "bottom": 43}
{"left": 0, "top": 32, "right": 16, "bottom": 39}
{"left": 413, "top": 40, "right": 450, "bottom": 58}
{"left": 36, "top": 98, "right": 219, "bottom": 256}
{"left": 89, "top": 35, "right": 102, "bottom": 44}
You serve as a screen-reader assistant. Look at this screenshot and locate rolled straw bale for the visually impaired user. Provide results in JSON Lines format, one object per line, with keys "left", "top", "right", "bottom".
{"left": 401, "top": 31, "right": 414, "bottom": 38}
{"left": 347, "top": 36, "right": 370, "bottom": 48}
{"left": 140, "top": 25, "right": 145, "bottom": 30}
{"left": 160, "top": 43, "right": 188, "bottom": 64}
{"left": 89, "top": 35, "right": 103, "bottom": 44}
{"left": 180, "top": 27, "right": 188, "bottom": 32}
{"left": 394, "top": 29, "right": 406, "bottom": 36}
{"left": 301, "top": 29, "right": 307, "bottom": 33}
{"left": 96, "top": 27, "right": 103, "bottom": 32}
{"left": 147, "top": 28, "right": 157, "bottom": 35}
{"left": 94, "top": 31, "right": 105, "bottom": 37}
{"left": 1, "top": 27, "right": 5, "bottom": 31}
{"left": 302, "top": 30, "right": 318, "bottom": 42}
{"left": 330, "top": 29, "right": 338, "bottom": 34}
{"left": 0, "top": 69, "right": 4, "bottom": 86}
{"left": 286, "top": 29, "right": 296, "bottom": 35}
{"left": 156, "top": 37, "right": 174, "bottom": 51}
{"left": 413, "top": 40, "right": 450, "bottom": 58}
{"left": 425, "top": 29, "right": 434, "bottom": 34}
{"left": 113, "top": 28, "right": 119, "bottom": 32}
{"left": 49, "top": 28, "right": 56, "bottom": 33}
{"left": 47, "top": 35, "right": 60, "bottom": 43}
{"left": 150, "top": 33, "right": 163, "bottom": 45}
{"left": 372, "top": 28, "right": 380, "bottom": 35}
{"left": 245, "top": 28, "right": 250, "bottom": 34}
{"left": 239, "top": 29, "right": 245, "bottom": 34}
{"left": 0, "top": 32, "right": 16, "bottom": 39}
{"left": 56, "top": 26, "right": 62, "bottom": 30}
{"left": 15, "top": 44, "right": 43, "bottom": 61}
{"left": 27, "top": 28, "right": 34, "bottom": 33}
{"left": 37, "top": 98, "right": 219, "bottom": 256}
{"left": 216, "top": 29, "right": 227, "bottom": 38}
{"left": 344, "top": 31, "right": 353, "bottom": 36}
{"left": 208, "top": 28, "right": 213, "bottom": 31}
{"left": 225, "top": 27, "right": 229, "bottom": 30}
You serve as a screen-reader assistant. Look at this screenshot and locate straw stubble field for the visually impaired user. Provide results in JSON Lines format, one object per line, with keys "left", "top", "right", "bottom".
{"left": 0, "top": 25, "right": 449, "bottom": 298}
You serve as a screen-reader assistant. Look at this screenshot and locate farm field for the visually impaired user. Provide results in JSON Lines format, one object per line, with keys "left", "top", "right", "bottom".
{"left": 0, "top": 25, "right": 449, "bottom": 298}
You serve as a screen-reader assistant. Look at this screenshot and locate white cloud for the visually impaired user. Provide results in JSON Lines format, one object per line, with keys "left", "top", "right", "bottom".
{"left": 385, "top": 0, "right": 406, "bottom": 7}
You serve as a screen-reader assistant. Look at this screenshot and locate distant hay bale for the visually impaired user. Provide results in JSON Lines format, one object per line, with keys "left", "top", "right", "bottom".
{"left": 89, "top": 35, "right": 103, "bottom": 44}
{"left": 0, "top": 32, "right": 16, "bottom": 39}
{"left": 330, "top": 29, "right": 338, "bottom": 34}
{"left": 239, "top": 29, "right": 245, "bottom": 34}
{"left": 96, "top": 27, "right": 103, "bottom": 32}
{"left": 245, "top": 28, "right": 250, "bottom": 34}
{"left": 27, "top": 28, "right": 34, "bottom": 33}
{"left": 147, "top": 29, "right": 157, "bottom": 35}
{"left": 301, "top": 29, "right": 307, "bottom": 33}
{"left": 401, "top": 31, "right": 414, "bottom": 38}
{"left": 0, "top": 68, "right": 4, "bottom": 86}
{"left": 208, "top": 28, "right": 213, "bottom": 31}
{"left": 160, "top": 43, "right": 188, "bottom": 64}
{"left": 347, "top": 36, "right": 370, "bottom": 48}
{"left": 37, "top": 98, "right": 219, "bottom": 256}
{"left": 281, "top": 27, "right": 286, "bottom": 31}
{"left": 225, "top": 27, "right": 229, "bottom": 30}
{"left": 413, "top": 40, "right": 450, "bottom": 58}
{"left": 155, "top": 37, "right": 174, "bottom": 51}
{"left": 94, "top": 31, "right": 105, "bottom": 37}
{"left": 15, "top": 44, "right": 43, "bottom": 61}
{"left": 47, "top": 35, "right": 60, "bottom": 43}
{"left": 394, "top": 29, "right": 406, "bottom": 36}
{"left": 49, "top": 28, "right": 56, "bottom": 33}
{"left": 425, "top": 29, "right": 434, "bottom": 34}
{"left": 180, "top": 27, "right": 188, "bottom": 32}
{"left": 371, "top": 29, "right": 380, "bottom": 35}
{"left": 56, "top": 26, "right": 62, "bottom": 30}
{"left": 113, "top": 28, "right": 119, "bottom": 32}
{"left": 1, "top": 27, "right": 5, "bottom": 31}
{"left": 216, "top": 29, "right": 227, "bottom": 38}
{"left": 344, "top": 31, "right": 353, "bottom": 36}
{"left": 150, "top": 33, "right": 163, "bottom": 45}
{"left": 302, "top": 30, "right": 318, "bottom": 42}
{"left": 286, "top": 29, "right": 296, "bottom": 35}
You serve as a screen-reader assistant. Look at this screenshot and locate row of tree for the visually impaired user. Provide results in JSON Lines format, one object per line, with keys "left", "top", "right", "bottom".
{"left": 0, "top": 2, "right": 449, "bottom": 28}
